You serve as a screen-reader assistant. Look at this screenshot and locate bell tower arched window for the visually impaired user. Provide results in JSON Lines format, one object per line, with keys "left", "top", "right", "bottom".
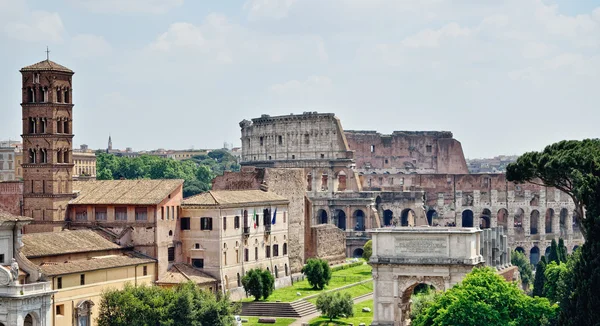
{"left": 29, "top": 149, "right": 37, "bottom": 163}
{"left": 63, "top": 119, "right": 69, "bottom": 134}
{"left": 57, "top": 149, "right": 63, "bottom": 163}
{"left": 42, "top": 87, "right": 48, "bottom": 102}
{"left": 40, "top": 149, "right": 47, "bottom": 163}
{"left": 29, "top": 117, "right": 37, "bottom": 134}
{"left": 57, "top": 118, "right": 63, "bottom": 133}
{"left": 40, "top": 118, "right": 47, "bottom": 134}
{"left": 64, "top": 89, "right": 70, "bottom": 103}
{"left": 63, "top": 150, "right": 69, "bottom": 164}
{"left": 56, "top": 87, "right": 62, "bottom": 103}
{"left": 27, "top": 87, "right": 34, "bottom": 103}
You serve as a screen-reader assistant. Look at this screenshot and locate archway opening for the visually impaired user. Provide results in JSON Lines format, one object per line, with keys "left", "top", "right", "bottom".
{"left": 317, "top": 209, "right": 328, "bottom": 224}
{"left": 560, "top": 208, "right": 568, "bottom": 237}
{"left": 530, "top": 210, "right": 540, "bottom": 235}
{"left": 403, "top": 282, "right": 438, "bottom": 323}
{"left": 480, "top": 209, "right": 491, "bottom": 229}
{"left": 462, "top": 210, "right": 474, "bottom": 227}
{"left": 426, "top": 210, "right": 437, "bottom": 226}
{"left": 497, "top": 208, "right": 508, "bottom": 231}
{"left": 545, "top": 208, "right": 554, "bottom": 234}
{"left": 514, "top": 208, "right": 524, "bottom": 233}
{"left": 515, "top": 247, "right": 525, "bottom": 254}
{"left": 354, "top": 210, "right": 365, "bottom": 231}
{"left": 274, "top": 265, "right": 279, "bottom": 278}
{"left": 337, "top": 210, "right": 347, "bottom": 230}
{"left": 353, "top": 248, "right": 364, "bottom": 258}
{"left": 384, "top": 210, "right": 393, "bottom": 226}
{"left": 24, "top": 314, "right": 35, "bottom": 326}
{"left": 530, "top": 246, "right": 540, "bottom": 265}
{"left": 573, "top": 245, "right": 580, "bottom": 252}
{"left": 401, "top": 209, "right": 415, "bottom": 227}
{"left": 285, "top": 264, "right": 289, "bottom": 276}
{"left": 545, "top": 246, "right": 551, "bottom": 257}
{"left": 375, "top": 196, "right": 382, "bottom": 210}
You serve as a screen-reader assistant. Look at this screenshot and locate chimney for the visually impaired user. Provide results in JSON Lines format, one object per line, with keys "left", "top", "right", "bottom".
{"left": 260, "top": 181, "right": 269, "bottom": 192}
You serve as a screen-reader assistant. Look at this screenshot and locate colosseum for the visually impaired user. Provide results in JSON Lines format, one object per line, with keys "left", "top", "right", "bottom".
{"left": 237, "top": 112, "right": 583, "bottom": 267}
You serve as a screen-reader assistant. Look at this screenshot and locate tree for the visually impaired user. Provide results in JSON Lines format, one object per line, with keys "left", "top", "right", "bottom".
{"left": 362, "top": 240, "right": 372, "bottom": 260}
{"left": 507, "top": 139, "right": 600, "bottom": 325}
{"left": 543, "top": 261, "right": 569, "bottom": 303}
{"left": 511, "top": 250, "right": 533, "bottom": 289}
{"left": 97, "top": 282, "right": 237, "bottom": 326}
{"left": 241, "top": 268, "right": 274, "bottom": 301}
{"left": 557, "top": 238, "right": 568, "bottom": 263}
{"left": 547, "top": 239, "right": 559, "bottom": 264}
{"left": 410, "top": 286, "right": 438, "bottom": 320}
{"left": 302, "top": 258, "right": 332, "bottom": 290}
{"left": 315, "top": 291, "right": 354, "bottom": 322}
{"left": 532, "top": 258, "right": 546, "bottom": 297}
{"left": 412, "top": 267, "right": 558, "bottom": 326}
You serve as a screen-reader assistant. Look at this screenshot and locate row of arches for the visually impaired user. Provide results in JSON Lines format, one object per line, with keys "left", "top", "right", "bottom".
{"left": 461, "top": 207, "right": 579, "bottom": 233}
{"left": 307, "top": 171, "right": 348, "bottom": 192}
{"left": 25, "top": 86, "right": 70, "bottom": 104}
{"left": 317, "top": 209, "right": 366, "bottom": 231}
{"left": 28, "top": 148, "right": 70, "bottom": 164}
{"left": 515, "top": 244, "right": 580, "bottom": 265}
{"left": 27, "top": 117, "right": 70, "bottom": 134}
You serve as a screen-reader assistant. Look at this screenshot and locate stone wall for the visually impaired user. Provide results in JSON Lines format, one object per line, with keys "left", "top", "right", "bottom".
{"left": 345, "top": 130, "right": 469, "bottom": 174}
{"left": 309, "top": 224, "right": 346, "bottom": 264}
{"left": 0, "top": 181, "right": 22, "bottom": 215}
{"left": 212, "top": 167, "right": 307, "bottom": 273}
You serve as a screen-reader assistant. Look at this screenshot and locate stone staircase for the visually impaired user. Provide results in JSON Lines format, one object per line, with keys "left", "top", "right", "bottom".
{"left": 240, "top": 300, "right": 318, "bottom": 318}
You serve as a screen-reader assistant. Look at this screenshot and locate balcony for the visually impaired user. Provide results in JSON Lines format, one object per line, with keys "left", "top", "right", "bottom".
{"left": 0, "top": 281, "right": 53, "bottom": 298}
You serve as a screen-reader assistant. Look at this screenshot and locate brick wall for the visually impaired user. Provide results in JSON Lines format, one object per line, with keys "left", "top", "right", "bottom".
{"left": 0, "top": 181, "right": 23, "bottom": 215}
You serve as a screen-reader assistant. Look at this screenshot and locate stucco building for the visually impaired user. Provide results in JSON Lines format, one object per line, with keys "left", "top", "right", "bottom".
{"left": 21, "top": 230, "right": 156, "bottom": 326}
{"left": 180, "top": 189, "right": 291, "bottom": 299}
{"left": 0, "top": 147, "right": 17, "bottom": 182}
{"left": 72, "top": 145, "right": 96, "bottom": 180}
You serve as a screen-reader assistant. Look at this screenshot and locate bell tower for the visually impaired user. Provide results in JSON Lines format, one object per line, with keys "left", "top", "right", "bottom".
{"left": 20, "top": 57, "right": 75, "bottom": 233}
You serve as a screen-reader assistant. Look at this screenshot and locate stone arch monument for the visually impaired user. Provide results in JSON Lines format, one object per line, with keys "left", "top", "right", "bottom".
{"left": 369, "top": 227, "right": 485, "bottom": 326}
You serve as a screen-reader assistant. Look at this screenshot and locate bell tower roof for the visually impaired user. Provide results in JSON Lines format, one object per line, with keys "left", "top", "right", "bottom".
{"left": 20, "top": 59, "right": 73, "bottom": 73}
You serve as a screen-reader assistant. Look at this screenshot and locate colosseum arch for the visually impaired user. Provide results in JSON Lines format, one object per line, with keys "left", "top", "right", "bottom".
{"left": 480, "top": 209, "right": 491, "bottom": 229}
{"left": 497, "top": 208, "right": 508, "bottom": 231}
{"left": 514, "top": 208, "right": 525, "bottom": 234}
{"left": 530, "top": 210, "right": 540, "bottom": 235}
{"left": 461, "top": 209, "right": 474, "bottom": 227}
{"left": 545, "top": 208, "right": 554, "bottom": 234}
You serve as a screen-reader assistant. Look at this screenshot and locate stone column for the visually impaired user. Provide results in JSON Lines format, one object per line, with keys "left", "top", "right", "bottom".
{"left": 490, "top": 211, "right": 497, "bottom": 228}
{"left": 507, "top": 210, "right": 514, "bottom": 236}
{"left": 345, "top": 205, "right": 351, "bottom": 232}
{"left": 524, "top": 209, "right": 531, "bottom": 236}
{"left": 539, "top": 210, "right": 546, "bottom": 238}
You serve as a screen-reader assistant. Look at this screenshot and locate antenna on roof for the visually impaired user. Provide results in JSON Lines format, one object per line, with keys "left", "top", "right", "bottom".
{"left": 46, "top": 46, "right": 50, "bottom": 61}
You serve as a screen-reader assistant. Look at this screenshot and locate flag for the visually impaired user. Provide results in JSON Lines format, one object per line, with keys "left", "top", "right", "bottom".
{"left": 271, "top": 208, "right": 277, "bottom": 225}
{"left": 253, "top": 208, "right": 257, "bottom": 228}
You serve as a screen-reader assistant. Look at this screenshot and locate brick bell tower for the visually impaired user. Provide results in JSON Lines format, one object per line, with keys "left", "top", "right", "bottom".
{"left": 20, "top": 55, "right": 75, "bottom": 233}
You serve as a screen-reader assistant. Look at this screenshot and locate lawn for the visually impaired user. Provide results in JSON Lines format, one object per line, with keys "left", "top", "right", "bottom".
{"left": 307, "top": 280, "right": 373, "bottom": 304}
{"left": 242, "top": 263, "right": 372, "bottom": 302}
{"left": 241, "top": 317, "right": 296, "bottom": 325}
{"left": 308, "top": 299, "right": 374, "bottom": 325}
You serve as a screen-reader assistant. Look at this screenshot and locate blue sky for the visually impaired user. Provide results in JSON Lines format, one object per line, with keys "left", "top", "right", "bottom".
{"left": 0, "top": 0, "right": 599, "bottom": 158}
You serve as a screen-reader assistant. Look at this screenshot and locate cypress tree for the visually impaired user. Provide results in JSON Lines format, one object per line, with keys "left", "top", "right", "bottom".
{"left": 532, "top": 259, "right": 546, "bottom": 297}
{"left": 547, "top": 239, "right": 559, "bottom": 264}
{"left": 558, "top": 238, "right": 568, "bottom": 263}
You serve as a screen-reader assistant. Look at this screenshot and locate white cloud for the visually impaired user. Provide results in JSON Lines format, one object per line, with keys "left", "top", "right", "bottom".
{"left": 401, "top": 22, "right": 470, "bottom": 48}
{"left": 522, "top": 42, "right": 553, "bottom": 59}
{"left": 244, "top": 0, "right": 297, "bottom": 21}
{"left": 69, "top": 0, "right": 183, "bottom": 14}
{"left": 148, "top": 13, "right": 327, "bottom": 64}
{"left": 4, "top": 11, "right": 65, "bottom": 43}
{"left": 70, "top": 34, "right": 112, "bottom": 58}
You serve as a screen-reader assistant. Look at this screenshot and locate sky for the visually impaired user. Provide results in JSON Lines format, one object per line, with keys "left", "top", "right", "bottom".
{"left": 0, "top": 0, "right": 599, "bottom": 158}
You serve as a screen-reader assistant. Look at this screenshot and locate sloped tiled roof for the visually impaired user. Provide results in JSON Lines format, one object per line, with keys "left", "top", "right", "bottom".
{"left": 22, "top": 229, "right": 121, "bottom": 258}
{"left": 157, "top": 263, "right": 217, "bottom": 285}
{"left": 182, "top": 190, "right": 288, "bottom": 207}
{"left": 39, "top": 254, "right": 155, "bottom": 276}
{"left": 70, "top": 179, "right": 184, "bottom": 205}
{"left": 0, "top": 209, "right": 32, "bottom": 223}
{"left": 20, "top": 60, "right": 73, "bottom": 73}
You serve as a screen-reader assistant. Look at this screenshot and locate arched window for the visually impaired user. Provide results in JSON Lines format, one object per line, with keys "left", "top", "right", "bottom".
{"left": 283, "top": 243, "right": 287, "bottom": 255}
{"left": 63, "top": 119, "right": 69, "bottom": 134}
{"left": 42, "top": 87, "right": 48, "bottom": 102}
{"left": 29, "top": 117, "right": 37, "bottom": 134}
{"left": 56, "top": 87, "right": 62, "bottom": 103}
{"left": 234, "top": 216, "right": 240, "bottom": 229}
{"left": 63, "top": 150, "right": 69, "bottom": 164}
{"left": 285, "top": 264, "right": 289, "bottom": 276}
{"left": 65, "top": 88, "right": 70, "bottom": 103}
{"left": 40, "top": 118, "right": 47, "bottom": 133}
{"left": 243, "top": 210, "right": 249, "bottom": 228}
{"left": 56, "top": 118, "right": 63, "bottom": 133}
{"left": 57, "top": 149, "right": 63, "bottom": 163}
{"left": 29, "top": 149, "right": 37, "bottom": 163}
{"left": 40, "top": 149, "right": 47, "bottom": 163}
{"left": 27, "top": 87, "right": 34, "bottom": 103}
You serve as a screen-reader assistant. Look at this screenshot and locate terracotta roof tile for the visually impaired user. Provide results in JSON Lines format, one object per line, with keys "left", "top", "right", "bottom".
{"left": 39, "top": 254, "right": 155, "bottom": 276}
{"left": 156, "top": 263, "right": 217, "bottom": 285}
{"left": 182, "top": 190, "right": 288, "bottom": 206}
{"left": 0, "top": 209, "right": 32, "bottom": 223}
{"left": 71, "top": 179, "right": 184, "bottom": 205}
{"left": 20, "top": 60, "right": 73, "bottom": 73}
{"left": 22, "top": 229, "right": 121, "bottom": 258}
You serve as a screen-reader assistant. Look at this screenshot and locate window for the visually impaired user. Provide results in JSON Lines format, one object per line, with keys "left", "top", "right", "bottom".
{"left": 266, "top": 245, "right": 271, "bottom": 258}
{"left": 223, "top": 252, "right": 227, "bottom": 265}
{"left": 0, "top": 254, "right": 4, "bottom": 264}
{"left": 80, "top": 274, "right": 85, "bottom": 286}
{"left": 234, "top": 216, "right": 240, "bottom": 229}
{"left": 168, "top": 247, "right": 175, "bottom": 262}
{"left": 161, "top": 206, "right": 164, "bottom": 220}
{"left": 57, "top": 277, "right": 62, "bottom": 289}
{"left": 115, "top": 207, "right": 127, "bottom": 221}
{"left": 195, "top": 243, "right": 200, "bottom": 249}
{"left": 426, "top": 145, "right": 432, "bottom": 153}
{"left": 283, "top": 243, "right": 287, "bottom": 255}
{"left": 278, "top": 135, "right": 283, "bottom": 145}
{"left": 255, "top": 247, "right": 258, "bottom": 260}
{"left": 192, "top": 259, "right": 204, "bottom": 268}
{"left": 244, "top": 248, "right": 249, "bottom": 262}
{"left": 223, "top": 216, "right": 227, "bottom": 230}
{"left": 95, "top": 207, "right": 107, "bottom": 220}
{"left": 181, "top": 217, "right": 190, "bottom": 230}
{"left": 135, "top": 207, "right": 148, "bottom": 221}
{"left": 292, "top": 154, "right": 295, "bottom": 159}
{"left": 370, "top": 145, "right": 375, "bottom": 153}
{"left": 260, "top": 136, "right": 264, "bottom": 146}
{"left": 320, "top": 154, "right": 325, "bottom": 158}
{"left": 283, "top": 212, "right": 286, "bottom": 223}
{"left": 236, "top": 250, "right": 239, "bottom": 263}
{"left": 56, "top": 304, "right": 64, "bottom": 316}
{"left": 171, "top": 206, "right": 175, "bottom": 220}
{"left": 201, "top": 217, "right": 213, "bottom": 230}
{"left": 273, "top": 244, "right": 279, "bottom": 257}
{"left": 385, "top": 159, "right": 389, "bottom": 164}
{"left": 166, "top": 206, "right": 170, "bottom": 219}
{"left": 143, "top": 266, "right": 148, "bottom": 276}
{"left": 304, "top": 134, "right": 310, "bottom": 144}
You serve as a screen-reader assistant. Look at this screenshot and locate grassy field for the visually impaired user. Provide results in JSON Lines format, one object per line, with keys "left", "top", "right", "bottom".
{"left": 241, "top": 317, "right": 296, "bottom": 325}
{"left": 243, "top": 263, "right": 372, "bottom": 302}
{"left": 308, "top": 299, "right": 374, "bottom": 325}
{"left": 307, "top": 280, "right": 373, "bottom": 304}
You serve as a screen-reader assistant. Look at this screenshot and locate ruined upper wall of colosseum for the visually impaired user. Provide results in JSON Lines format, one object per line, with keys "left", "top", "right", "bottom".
{"left": 345, "top": 130, "right": 469, "bottom": 174}
{"left": 239, "top": 112, "right": 353, "bottom": 164}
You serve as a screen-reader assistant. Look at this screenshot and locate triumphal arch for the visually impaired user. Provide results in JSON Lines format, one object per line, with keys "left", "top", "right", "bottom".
{"left": 369, "top": 227, "right": 486, "bottom": 326}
